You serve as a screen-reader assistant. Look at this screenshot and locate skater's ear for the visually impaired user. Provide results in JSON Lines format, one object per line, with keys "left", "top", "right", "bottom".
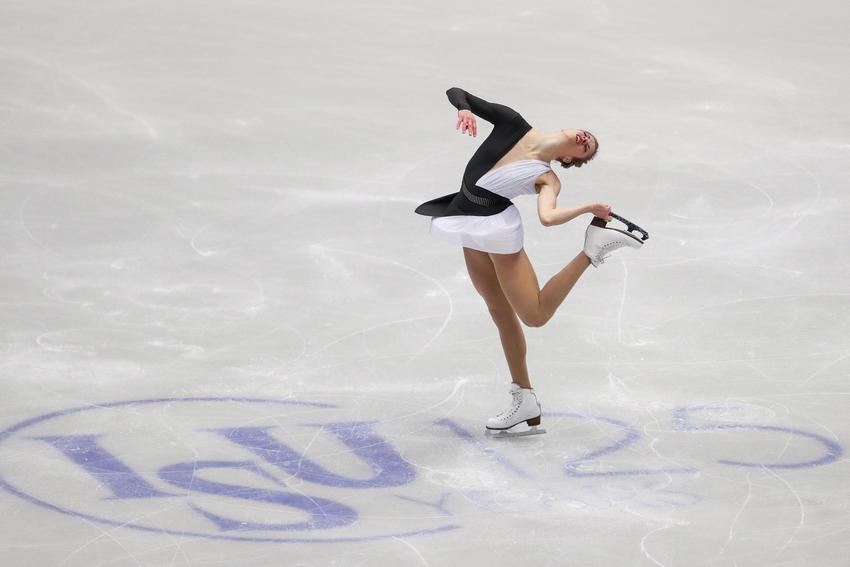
{"left": 558, "top": 150, "right": 598, "bottom": 169}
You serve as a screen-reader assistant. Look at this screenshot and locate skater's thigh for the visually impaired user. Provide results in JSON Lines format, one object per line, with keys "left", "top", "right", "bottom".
{"left": 462, "top": 247, "right": 513, "bottom": 314}
{"left": 487, "top": 248, "right": 540, "bottom": 315}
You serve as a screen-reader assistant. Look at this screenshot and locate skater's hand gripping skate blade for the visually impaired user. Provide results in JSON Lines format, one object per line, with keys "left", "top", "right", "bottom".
{"left": 588, "top": 202, "right": 613, "bottom": 221}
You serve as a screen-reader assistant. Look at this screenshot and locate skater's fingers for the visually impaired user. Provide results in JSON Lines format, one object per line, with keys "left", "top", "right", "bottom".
{"left": 589, "top": 203, "right": 613, "bottom": 222}
{"left": 456, "top": 111, "right": 469, "bottom": 133}
{"left": 457, "top": 111, "right": 475, "bottom": 137}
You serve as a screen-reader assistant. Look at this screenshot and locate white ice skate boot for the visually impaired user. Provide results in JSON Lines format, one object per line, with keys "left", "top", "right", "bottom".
{"left": 485, "top": 383, "right": 546, "bottom": 437}
{"left": 583, "top": 214, "right": 648, "bottom": 267}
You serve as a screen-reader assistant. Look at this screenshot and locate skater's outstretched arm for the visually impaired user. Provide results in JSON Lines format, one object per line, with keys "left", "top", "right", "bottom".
{"left": 536, "top": 170, "right": 612, "bottom": 226}
{"left": 447, "top": 87, "right": 521, "bottom": 136}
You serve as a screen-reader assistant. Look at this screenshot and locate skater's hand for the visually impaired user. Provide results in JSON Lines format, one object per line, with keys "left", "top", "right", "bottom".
{"left": 456, "top": 110, "right": 477, "bottom": 137}
{"left": 588, "top": 203, "right": 612, "bottom": 220}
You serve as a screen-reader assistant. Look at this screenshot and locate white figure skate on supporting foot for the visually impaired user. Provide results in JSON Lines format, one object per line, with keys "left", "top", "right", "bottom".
{"left": 485, "top": 383, "right": 546, "bottom": 437}
{"left": 583, "top": 212, "right": 649, "bottom": 267}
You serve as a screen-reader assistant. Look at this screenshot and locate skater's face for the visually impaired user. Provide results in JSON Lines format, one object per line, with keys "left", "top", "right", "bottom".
{"left": 556, "top": 129, "right": 598, "bottom": 169}
{"left": 561, "top": 128, "right": 597, "bottom": 159}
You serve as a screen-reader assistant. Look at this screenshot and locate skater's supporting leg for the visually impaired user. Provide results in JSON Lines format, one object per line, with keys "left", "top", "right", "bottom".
{"left": 489, "top": 248, "right": 590, "bottom": 328}
{"left": 463, "top": 247, "right": 531, "bottom": 389}
{"left": 490, "top": 308, "right": 530, "bottom": 389}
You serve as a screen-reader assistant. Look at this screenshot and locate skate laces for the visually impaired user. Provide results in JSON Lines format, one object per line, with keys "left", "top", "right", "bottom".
{"left": 495, "top": 390, "right": 523, "bottom": 420}
{"left": 600, "top": 239, "right": 626, "bottom": 256}
{"left": 602, "top": 234, "right": 630, "bottom": 251}
{"left": 592, "top": 232, "right": 631, "bottom": 263}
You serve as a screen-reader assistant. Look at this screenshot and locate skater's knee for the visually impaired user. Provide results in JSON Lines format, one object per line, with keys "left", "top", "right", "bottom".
{"left": 520, "top": 310, "right": 549, "bottom": 328}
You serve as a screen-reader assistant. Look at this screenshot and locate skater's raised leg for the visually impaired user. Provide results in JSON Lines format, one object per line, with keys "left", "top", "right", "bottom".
{"left": 489, "top": 248, "right": 591, "bottom": 328}
{"left": 489, "top": 216, "right": 645, "bottom": 328}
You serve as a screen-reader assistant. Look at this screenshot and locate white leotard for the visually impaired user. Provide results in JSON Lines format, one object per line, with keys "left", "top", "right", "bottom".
{"left": 429, "top": 159, "right": 551, "bottom": 254}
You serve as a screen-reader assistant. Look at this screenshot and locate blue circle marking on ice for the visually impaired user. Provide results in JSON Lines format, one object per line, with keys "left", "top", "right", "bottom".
{"left": 0, "top": 397, "right": 459, "bottom": 543}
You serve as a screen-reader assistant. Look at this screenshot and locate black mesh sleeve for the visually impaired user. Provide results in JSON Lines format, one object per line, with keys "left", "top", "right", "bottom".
{"left": 445, "top": 87, "right": 520, "bottom": 126}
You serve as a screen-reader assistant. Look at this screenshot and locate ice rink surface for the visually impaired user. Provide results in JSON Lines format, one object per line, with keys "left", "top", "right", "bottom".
{"left": 1, "top": 0, "right": 849, "bottom": 565}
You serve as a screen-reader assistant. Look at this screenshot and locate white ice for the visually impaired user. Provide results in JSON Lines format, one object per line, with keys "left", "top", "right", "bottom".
{"left": 1, "top": 0, "right": 849, "bottom": 566}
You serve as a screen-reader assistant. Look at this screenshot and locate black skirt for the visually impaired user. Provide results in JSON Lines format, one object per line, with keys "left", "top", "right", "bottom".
{"left": 414, "top": 180, "right": 513, "bottom": 218}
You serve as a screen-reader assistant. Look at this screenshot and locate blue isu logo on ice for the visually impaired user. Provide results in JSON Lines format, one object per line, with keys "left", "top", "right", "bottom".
{"left": 0, "top": 397, "right": 459, "bottom": 543}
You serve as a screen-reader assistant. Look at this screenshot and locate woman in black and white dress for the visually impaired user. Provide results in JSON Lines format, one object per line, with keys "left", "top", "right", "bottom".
{"left": 415, "top": 87, "right": 645, "bottom": 436}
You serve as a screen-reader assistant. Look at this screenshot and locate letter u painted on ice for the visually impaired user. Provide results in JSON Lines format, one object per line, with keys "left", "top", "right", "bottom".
{"left": 208, "top": 421, "right": 416, "bottom": 488}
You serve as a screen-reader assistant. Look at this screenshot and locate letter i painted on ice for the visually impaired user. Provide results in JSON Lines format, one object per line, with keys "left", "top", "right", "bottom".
{"left": 32, "top": 435, "right": 177, "bottom": 499}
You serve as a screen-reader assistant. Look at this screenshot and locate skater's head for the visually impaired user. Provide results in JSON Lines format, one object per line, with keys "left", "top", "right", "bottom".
{"left": 557, "top": 129, "right": 598, "bottom": 169}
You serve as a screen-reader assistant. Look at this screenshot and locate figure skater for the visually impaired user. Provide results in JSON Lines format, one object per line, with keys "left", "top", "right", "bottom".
{"left": 414, "top": 87, "right": 647, "bottom": 437}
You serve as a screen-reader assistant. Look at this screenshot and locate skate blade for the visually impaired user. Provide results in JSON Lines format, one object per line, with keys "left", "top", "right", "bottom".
{"left": 609, "top": 227, "right": 645, "bottom": 247}
{"left": 592, "top": 213, "right": 650, "bottom": 242}
{"left": 485, "top": 425, "right": 547, "bottom": 438}
{"left": 591, "top": 223, "right": 643, "bottom": 248}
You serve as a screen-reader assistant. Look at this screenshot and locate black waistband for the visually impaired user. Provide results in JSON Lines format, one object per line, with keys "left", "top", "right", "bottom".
{"left": 414, "top": 180, "right": 511, "bottom": 218}
{"left": 460, "top": 181, "right": 511, "bottom": 207}
{"left": 460, "top": 181, "right": 501, "bottom": 207}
